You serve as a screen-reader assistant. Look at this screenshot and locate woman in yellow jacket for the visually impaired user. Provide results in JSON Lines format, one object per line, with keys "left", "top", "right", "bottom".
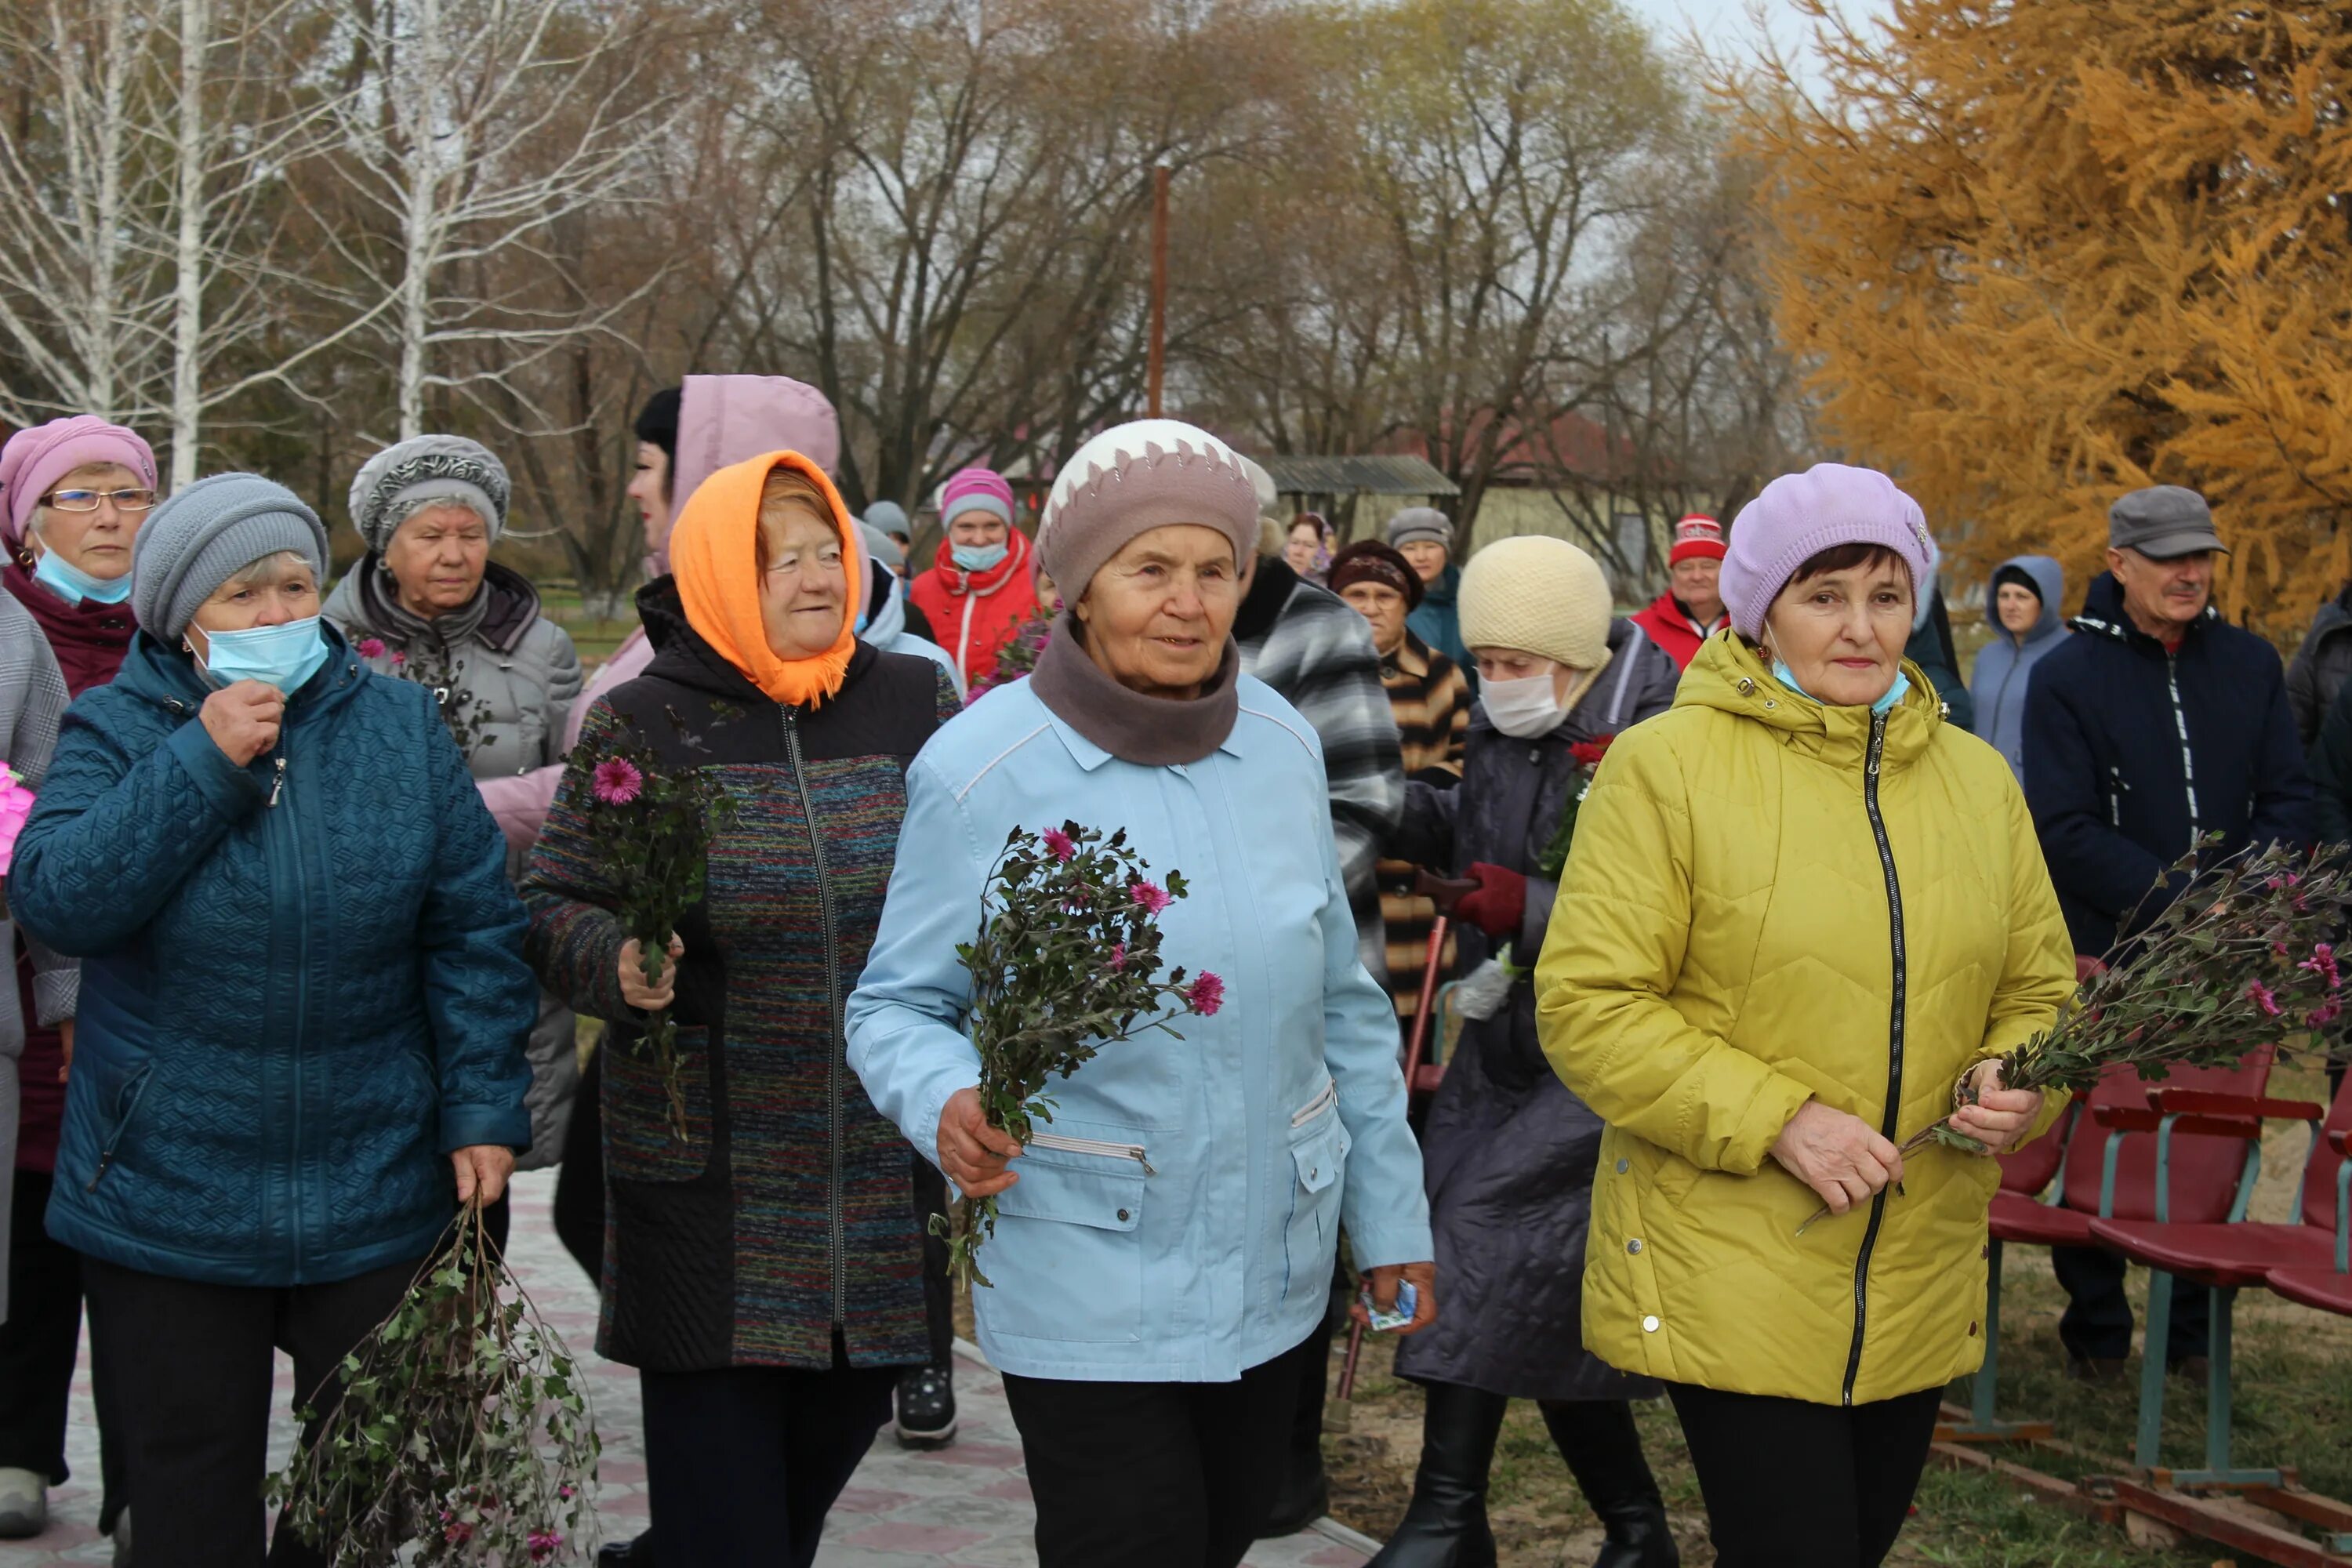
{"left": 1537, "top": 464, "right": 2074, "bottom": 1568}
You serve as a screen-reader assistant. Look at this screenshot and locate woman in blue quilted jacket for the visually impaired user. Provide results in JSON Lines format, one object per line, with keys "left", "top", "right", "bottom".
{"left": 6, "top": 474, "right": 536, "bottom": 1568}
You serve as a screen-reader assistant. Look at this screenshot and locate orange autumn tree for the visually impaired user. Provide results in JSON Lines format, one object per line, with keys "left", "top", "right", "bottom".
{"left": 1734, "top": 1, "right": 2352, "bottom": 639}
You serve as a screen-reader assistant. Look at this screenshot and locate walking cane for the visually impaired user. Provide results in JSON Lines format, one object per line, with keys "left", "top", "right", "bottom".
{"left": 1330, "top": 870, "right": 1474, "bottom": 1432}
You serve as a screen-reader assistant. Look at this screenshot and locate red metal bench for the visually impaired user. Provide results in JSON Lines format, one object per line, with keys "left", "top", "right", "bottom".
{"left": 2263, "top": 1127, "right": 2352, "bottom": 1317}
{"left": 2085, "top": 1074, "right": 2352, "bottom": 1486}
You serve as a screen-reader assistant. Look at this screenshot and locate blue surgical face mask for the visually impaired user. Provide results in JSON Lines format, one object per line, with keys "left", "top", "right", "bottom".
{"left": 952, "top": 542, "right": 1008, "bottom": 573}
{"left": 195, "top": 616, "right": 331, "bottom": 695}
{"left": 1771, "top": 657, "right": 1911, "bottom": 717}
{"left": 31, "top": 543, "right": 133, "bottom": 606}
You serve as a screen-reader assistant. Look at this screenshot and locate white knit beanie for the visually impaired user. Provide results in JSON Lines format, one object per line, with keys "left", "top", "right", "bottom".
{"left": 1459, "top": 536, "right": 1612, "bottom": 670}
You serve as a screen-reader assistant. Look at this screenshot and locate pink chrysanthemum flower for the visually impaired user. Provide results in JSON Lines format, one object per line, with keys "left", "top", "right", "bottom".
{"left": 1130, "top": 880, "right": 1171, "bottom": 914}
{"left": 355, "top": 637, "right": 387, "bottom": 659}
{"left": 1189, "top": 971, "right": 1225, "bottom": 1017}
{"left": 591, "top": 757, "right": 644, "bottom": 805}
{"left": 528, "top": 1530, "right": 564, "bottom": 1562}
{"left": 1107, "top": 942, "right": 1127, "bottom": 972}
{"left": 1042, "top": 826, "right": 1076, "bottom": 862}
{"left": 2246, "top": 979, "right": 2282, "bottom": 1018}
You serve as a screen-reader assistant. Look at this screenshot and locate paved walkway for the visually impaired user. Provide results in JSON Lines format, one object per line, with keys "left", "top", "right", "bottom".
{"left": 2, "top": 1171, "right": 1370, "bottom": 1567}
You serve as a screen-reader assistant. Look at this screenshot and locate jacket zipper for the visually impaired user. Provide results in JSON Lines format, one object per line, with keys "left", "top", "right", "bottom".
{"left": 84, "top": 1064, "right": 156, "bottom": 1191}
{"left": 1026, "top": 1129, "right": 1156, "bottom": 1174}
{"left": 782, "top": 706, "right": 848, "bottom": 1324}
{"left": 1844, "top": 711, "right": 1907, "bottom": 1406}
{"left": 2165, "top": 649, "right": 2201, "bottom": 850}
{"left": 1290, "top": 1078, "right": 1338, "bottom": 1127}
{"left": 956, "top": 596, "right": 976, "bottom": 677}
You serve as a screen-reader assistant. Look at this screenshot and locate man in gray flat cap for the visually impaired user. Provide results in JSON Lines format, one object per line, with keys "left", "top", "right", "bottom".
{"left": 2022, "top": 483, "right": 2312, "bottom": 1385}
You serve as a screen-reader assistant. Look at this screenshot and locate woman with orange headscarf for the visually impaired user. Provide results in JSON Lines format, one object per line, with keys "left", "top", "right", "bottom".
{"left": 522, "top": 452, "right": 961, "bottom": 1567}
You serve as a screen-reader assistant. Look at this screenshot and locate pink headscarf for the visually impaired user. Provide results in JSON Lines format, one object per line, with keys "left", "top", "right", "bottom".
{"left": 0, "top": 416, "right": 159, "bottom": 556}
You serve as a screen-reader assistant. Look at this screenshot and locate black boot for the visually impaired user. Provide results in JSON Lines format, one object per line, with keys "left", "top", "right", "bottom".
{"left": 1365, "top": 1383, "right": 1508, "bottom": 1568}
{"left": 1541, "top": 1399, "right": 1678, "bottom": 1568}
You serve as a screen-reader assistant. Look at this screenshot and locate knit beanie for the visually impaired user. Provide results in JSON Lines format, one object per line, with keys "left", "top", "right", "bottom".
{"left": 1327, "top": 539, "right": 1423, "bottom": 612}
{"left": 347, "top": 435, "right": 510, "bottom": 555}
{"left": 1037, "top": 420, "right": 1258, "bottom": 601}
{"left": 1387, "top": 507, "right": 1454, "bottom": 552}
{"left": 865, "top": 499, "right": 910, "bottom": 537}
{"left": 859, "top": 521, "right": 905, "bottom": 572}
{"left": 1459, "top": 535, "right": 1612, "bottom": 671}
{"left": 1718, "top": 463, "right": 1935, "bottom": 644}
{"left": 133, "top": 474, "right": 328, "bottom": 641}
{"left": 634, "top": 387, "right": 682, "bottom": 463}
{"left": 941, "top": 466, "right": 1015, "bottom": 528}
{"left": 0, "top": 416, "right": 160, "bottom": 554}
{"left": 1668, "top": 514, "right": 1726, "bottom": 565}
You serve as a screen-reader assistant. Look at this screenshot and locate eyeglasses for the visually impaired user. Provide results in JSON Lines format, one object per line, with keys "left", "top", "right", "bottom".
{"left": 42, "top": 488, "right": 158, "bottom": 513}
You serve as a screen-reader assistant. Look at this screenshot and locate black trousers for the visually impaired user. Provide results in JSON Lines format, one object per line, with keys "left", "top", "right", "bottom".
{"left": 912, "top": 1152, "right": 953, "bottom": 1367}
{"left": 2052, "top": 1244, "right": 2209, "bottom": 1363}
{"left": 552, "top": 1041, "right": 606, "bottom": 1284}
{"left": 82, "top": 1250, "right": 422, "bottom": 1568}
{"left": 1668, "top": 1381, "right": 1942, "bottom": 1568}
{"left": 0, "top": 1170, "right": 129, "bottom": 1528}
{"left": 1001, "top": 1333, "right": 1312, "bottom": 1568}
{"left": 638, "top": 1334, "right": 898, "bottom": 1568}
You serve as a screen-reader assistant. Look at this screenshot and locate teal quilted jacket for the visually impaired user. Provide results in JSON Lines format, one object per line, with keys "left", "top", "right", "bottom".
{"left": 8, "top": 623, "right": 535, "bottom": 1286}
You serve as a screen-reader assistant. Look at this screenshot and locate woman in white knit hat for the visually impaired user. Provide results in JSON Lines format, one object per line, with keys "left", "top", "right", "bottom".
{"left": 848, "top": 419, "right": 1432, "bottom": 1568}
{"left": 1377, "top": 535, "right": 1682, "bottom": 1568}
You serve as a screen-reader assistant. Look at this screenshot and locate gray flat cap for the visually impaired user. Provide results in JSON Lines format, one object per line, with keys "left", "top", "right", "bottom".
{"left": 2110, "top": 485, "right": 2227, "bottom": 559}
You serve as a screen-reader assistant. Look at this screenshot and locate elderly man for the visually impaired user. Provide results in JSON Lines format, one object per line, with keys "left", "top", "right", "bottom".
{"left": 1629, "top": 514, "right": 1726, "bottom": 670}
{"left": 2023, "top": 484, "right": 2312, "bottom": 1384}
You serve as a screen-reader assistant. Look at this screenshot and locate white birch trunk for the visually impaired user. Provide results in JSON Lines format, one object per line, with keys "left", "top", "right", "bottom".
{"left": 168, "top": 0, "right": 210, "bottom": 486}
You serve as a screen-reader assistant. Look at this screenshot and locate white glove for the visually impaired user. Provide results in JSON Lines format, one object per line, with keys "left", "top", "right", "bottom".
{"left": 1452, "top": 956, "right": 1515, "bottom": 1022}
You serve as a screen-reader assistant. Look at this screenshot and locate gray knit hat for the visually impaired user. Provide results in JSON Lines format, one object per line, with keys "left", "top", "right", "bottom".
{"left": 1036, "top": 419, "right": 1258, "bottom": 601}
{"left": 1387, "top": 507, "right": 1454, "bottom": 552}
{"left": 132, "top": 474, "right": 329, "bottom": 641}
{"left": 865, "top": 499, "right": 910, "bottom": 538}
{"left": 858, "top": 522, "right": 905, "bottom": 572}
{"left": 347, "top": 434, "right": 510, "bottom": 554}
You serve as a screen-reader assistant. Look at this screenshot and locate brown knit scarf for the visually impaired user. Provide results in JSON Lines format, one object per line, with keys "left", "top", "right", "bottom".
{"left": 1028, "top": 612, "right": 1240, "bottom": 765}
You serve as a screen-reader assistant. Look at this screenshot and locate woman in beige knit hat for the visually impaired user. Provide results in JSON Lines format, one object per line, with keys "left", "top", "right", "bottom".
{"left": 1376, "top": 535, "right": 1685, "bottom": 1568}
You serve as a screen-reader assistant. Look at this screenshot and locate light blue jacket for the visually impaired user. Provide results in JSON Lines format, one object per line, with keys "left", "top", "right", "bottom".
{"left": 847, "top": 673, "right": 1432, "bottom": 1382}
{"left": 1969, "top": 554, "right": 2067, "bottom": 782}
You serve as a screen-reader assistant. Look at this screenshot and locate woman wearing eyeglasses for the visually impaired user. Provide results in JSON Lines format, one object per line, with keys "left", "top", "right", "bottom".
{"left": 0, "top": 415, "right": 158, "bottom": 1548}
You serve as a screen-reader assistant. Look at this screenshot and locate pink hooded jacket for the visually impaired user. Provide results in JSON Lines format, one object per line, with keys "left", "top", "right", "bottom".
{"left": 476, "top": 375, "right": 841, "bottom": 847}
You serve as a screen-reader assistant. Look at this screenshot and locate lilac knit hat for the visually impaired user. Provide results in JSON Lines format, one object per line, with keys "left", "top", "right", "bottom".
{"left": 1719, "top": 463, "right": 1936, "bottom": 643}
{"left": 1036, "top": 420, "right": 1258, "bottom": 600}
{"left": 0, "top": 416, "right": 159, "bottom": 555}
{"left": 941, "top": 466, "right": 1015, "bottom": 528}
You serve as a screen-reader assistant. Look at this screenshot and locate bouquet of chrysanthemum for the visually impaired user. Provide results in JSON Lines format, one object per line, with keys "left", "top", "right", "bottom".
{"left": 1799, "top": 840, "right": 2352, "bottom": 1232}
{"left": 0, "top": 763, "right": 34, "bottom": 878}
{"left": 944, "top": 822, "right": 1223, "bottom": 1287}
{"left": 572, "top": 717, "right": 738, "bottom": 1142}
{"left": 266, "top": 1200, "right": 599, "bottom": 1566}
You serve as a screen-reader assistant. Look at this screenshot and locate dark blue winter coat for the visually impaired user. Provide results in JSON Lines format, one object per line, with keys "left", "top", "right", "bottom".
{"left": 7, "top": 624, "right": 535, "bottom": 1287}
{"left": 2022, "top": 572, "right": 2313, "bottom": 957}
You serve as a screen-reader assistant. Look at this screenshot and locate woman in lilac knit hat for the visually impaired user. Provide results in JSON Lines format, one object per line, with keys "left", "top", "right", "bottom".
{"left": 1535, "top": 463, "right": 2074, "bottom": 1568}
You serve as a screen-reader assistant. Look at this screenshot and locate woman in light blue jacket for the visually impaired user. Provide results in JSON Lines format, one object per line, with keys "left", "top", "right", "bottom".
{"left": 1968, "top": 554, "right": 2066, "bottom": 780}
{"left": 848, "top": 419, "right": 1432, "bottom": 1568}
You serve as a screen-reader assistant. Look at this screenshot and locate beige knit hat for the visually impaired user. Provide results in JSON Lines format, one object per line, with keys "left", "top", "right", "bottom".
{"left": 1460, "top": 535, "right": 1613, "bottom": 670}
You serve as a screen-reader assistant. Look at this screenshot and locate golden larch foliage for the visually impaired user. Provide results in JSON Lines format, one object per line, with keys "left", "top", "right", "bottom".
{"left": 1736, "top": 0, "right": 2352, "bottom": 640}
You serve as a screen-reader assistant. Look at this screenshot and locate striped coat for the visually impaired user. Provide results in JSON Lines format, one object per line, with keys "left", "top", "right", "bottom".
{"left": 522, "top": 584, "right": 956, "bottom": 1373}
{"left": 1376, "top": 634, "right": 1470, "bottom": 1019}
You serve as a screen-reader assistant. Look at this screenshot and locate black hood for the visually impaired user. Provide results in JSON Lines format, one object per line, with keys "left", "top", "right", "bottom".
{"left": 1235, "top": 554, "right": 1300, "bottom": 644}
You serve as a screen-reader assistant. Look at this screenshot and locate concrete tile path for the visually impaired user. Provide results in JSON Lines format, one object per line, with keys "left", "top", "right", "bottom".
{"left": 2, "top": 1171, "right": 1371, "bottom": 1567}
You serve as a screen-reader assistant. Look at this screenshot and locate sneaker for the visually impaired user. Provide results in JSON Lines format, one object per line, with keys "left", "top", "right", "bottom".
{"left": 895, "top": 1362, "right": 960, "bottom": 1449}
{"left": 0, "top": 1468, "right": 45, "bottom": 1539}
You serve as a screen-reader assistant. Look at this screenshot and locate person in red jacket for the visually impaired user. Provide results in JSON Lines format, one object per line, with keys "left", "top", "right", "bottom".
{"left": 1628, "top": 513, "right": 1727, "bottom": 670}
{"left": 906, "top": 466, "right": 1040, "bottom": 689}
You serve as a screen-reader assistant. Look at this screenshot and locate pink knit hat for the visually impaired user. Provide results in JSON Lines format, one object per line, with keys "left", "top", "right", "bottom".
{"left": 941, "top": 466, "right": 1015, "bottom": 528}
{"left": 1719, "top": 463, "right": 1936, "bottom": 643}
{"left": 0, "top": 416, "right": 159, "bottom": 555}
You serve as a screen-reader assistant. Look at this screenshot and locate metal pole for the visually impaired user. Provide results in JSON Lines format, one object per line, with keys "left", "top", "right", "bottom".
{"left": 1148, "top": 164, "right": 1170, "bottom": 418}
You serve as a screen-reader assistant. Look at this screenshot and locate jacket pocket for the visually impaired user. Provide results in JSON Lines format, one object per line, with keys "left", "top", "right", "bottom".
{"left": 978, "top": 1141, "right": 1146, "bottom": 1343}
{"left": 1281, "top": 1082, "right": 1349, "bottom": 1301}
{"left": 84, "top": 1060, "right": 157, "bottom": 1192}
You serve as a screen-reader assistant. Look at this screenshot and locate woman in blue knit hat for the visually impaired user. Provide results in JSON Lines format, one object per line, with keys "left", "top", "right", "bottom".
{"left": 6, "top": 473, "right": 535, "bottom": 1568}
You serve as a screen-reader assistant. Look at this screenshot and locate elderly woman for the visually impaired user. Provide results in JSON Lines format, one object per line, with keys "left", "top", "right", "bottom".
{"left": 1374, "top": 537, "right": 1682, "bottom": 1568}
{"left": 0, "top": 415, "right": 154, "bottom": 1548}
{"left": 1284, "top": 513, "right": 1334, "bottom": 583}
{"left": 848, "top": 419, "right": 1433, "bottom": 1568}
{"left": 523, "top": 451, "right": 956, "bottom": 1567}
{"left": 7, "top": 474, "right": 535, "bottom": 1567}
{"left": 325, "top": 435, "right": 583, "bottom": 1203}
{"left": 1537, "top": 465, "right": 2074, "bottom": 1568}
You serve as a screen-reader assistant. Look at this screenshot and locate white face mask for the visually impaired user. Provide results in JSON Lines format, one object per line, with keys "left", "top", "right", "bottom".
{"left": 1481, "top": 670, "right": 1567, "bottom": 739}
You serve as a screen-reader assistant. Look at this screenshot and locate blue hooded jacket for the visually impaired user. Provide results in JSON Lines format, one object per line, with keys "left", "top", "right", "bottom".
{"left": 1969, "top": 554, "right": 2067, "bottom": 780}
{"left": 2022, "top": 572, "right": 2312, "bottom": 956}
{"left": 7, "top": 624, "right": 535, "bottom": 1287}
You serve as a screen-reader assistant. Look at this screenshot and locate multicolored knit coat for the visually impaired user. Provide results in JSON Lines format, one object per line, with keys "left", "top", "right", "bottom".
{"left": 521, "top": 583, "right": 957, "bottom": 1373}
{"left": 1374, "top": 632, "right": 1470, "bottom": 1020}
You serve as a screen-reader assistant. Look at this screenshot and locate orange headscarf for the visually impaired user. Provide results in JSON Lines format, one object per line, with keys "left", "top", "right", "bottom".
{"left": 670, "top": 449, "right": 863, "bottom": 709}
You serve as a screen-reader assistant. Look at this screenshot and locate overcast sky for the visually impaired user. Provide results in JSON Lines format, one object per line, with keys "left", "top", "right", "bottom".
{"left": 1616, "top": 0, "right": 1893, "bottom": 81}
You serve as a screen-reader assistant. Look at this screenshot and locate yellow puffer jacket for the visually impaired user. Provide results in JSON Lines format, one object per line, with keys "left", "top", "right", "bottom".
{"left": 1535, "top": 634, "right": 2073, "bottom": 1407}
